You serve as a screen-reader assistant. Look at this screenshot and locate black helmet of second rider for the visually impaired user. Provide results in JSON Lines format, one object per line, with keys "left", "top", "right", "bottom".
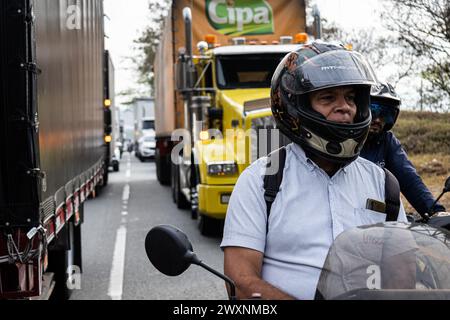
{"left": 368, "top": 82, "right": 401, "bottom": 140}
{"left": 271, "top": 41, "right": 378, "bottom": 165}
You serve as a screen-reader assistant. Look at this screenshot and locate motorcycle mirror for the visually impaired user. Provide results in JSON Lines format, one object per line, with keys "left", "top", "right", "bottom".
{"left": 445, "top": 176, "right": 450, "bottom": 193}
{"left": 145, "top": 225, "right": 200, "bottom": 276}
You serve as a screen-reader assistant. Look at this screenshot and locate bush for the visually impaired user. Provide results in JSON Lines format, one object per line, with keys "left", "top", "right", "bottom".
{"left": 393, "top": 111, "right": 450, "bottom": 155}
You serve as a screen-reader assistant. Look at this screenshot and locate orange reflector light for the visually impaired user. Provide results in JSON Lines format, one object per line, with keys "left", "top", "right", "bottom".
{"left": 205, "top": 34, "right": 217, "bottom": 45}
{"left": 272, "top": 40, "right": 279, "bottom": 45}
{"left": 104, "top": 135, "right": 112, "bottom": 143}
{"left": 261, "top": 40, "right": 268, "bottom": 45}
{"left": 104, "top": 99, "right": 111, "bottom": 107}
{"left": 345, "top": 43, "right": 353, "bottom": 51}
{"left": 249, "top": 40, "right": 257, "bottom": 45}
{"left": 295, "top": 33, "right": 308, "bottom": 44}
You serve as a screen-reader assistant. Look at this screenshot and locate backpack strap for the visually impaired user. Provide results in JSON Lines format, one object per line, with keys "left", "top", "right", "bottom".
{"left": 383, "top": 168, "right": 400, "bottom": 221}
{"left": 263, "top": 147, "right": 287, "bottom": 234}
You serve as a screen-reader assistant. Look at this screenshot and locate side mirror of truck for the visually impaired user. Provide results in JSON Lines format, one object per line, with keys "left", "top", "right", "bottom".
{"left": 145, "top": 225, "right": 199, "bottom": 276}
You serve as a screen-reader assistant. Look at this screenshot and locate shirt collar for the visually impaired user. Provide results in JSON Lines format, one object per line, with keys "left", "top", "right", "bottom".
{"left": 290, "top": 143, "right": 349, "bottom": 174}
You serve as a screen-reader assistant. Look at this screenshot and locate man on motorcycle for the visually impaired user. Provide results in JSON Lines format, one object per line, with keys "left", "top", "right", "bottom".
{"left": 360, "top": 82, "right": 446, "bottom": 216}
{"left": 220, "top": 42, "right": 408, "bottom": 300}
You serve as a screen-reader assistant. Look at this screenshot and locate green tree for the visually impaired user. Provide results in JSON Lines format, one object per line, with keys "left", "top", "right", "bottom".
{"left": 133, "top": 1, "right": 170, "bottom": 94}
{"left": 382, "top": 0, "right": 450, "bottom": 110}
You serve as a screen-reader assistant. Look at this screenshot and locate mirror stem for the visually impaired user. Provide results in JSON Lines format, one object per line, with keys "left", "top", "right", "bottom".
{"left": 429, "top": 191, "right": 445, "bottom": 216}
{"left": 196, "top": 261, "right": 237, "bottom": 300}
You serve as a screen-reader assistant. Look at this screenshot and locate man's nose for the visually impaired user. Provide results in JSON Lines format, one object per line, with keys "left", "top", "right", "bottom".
{"left": 372, "top": 116, "right": 383, "bottom": 124}
{"left": 335, "top": 95, "right": 352, "bottom": 111}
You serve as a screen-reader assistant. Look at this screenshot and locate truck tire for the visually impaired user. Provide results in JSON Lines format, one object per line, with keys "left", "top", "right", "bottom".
{"left": 171, "top": 162, "right": 177, "bottom": 203}
{"left": 156, "top": 149, "right": 171, "bottom": 186}
{"left": 73, "top": 205, "right": 83, "bottom": 272}
{"left": 198, "top": 214, "right": 223, "bottom": 237}
{"left": 113, "top": 162, "right": 119, "bottom": 172}
{"left": 174, "top": 163, "right": 190, "bottom": 210}
{"left": 48, "top": 222, "right": 76, "bottom": 300}
{"left": 103, "top": 169, "right": 109, "bottom": 187}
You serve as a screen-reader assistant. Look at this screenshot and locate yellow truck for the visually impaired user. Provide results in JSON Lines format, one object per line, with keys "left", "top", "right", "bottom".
{"left": 154, "top": 0, "right": 312, "bottom": 235}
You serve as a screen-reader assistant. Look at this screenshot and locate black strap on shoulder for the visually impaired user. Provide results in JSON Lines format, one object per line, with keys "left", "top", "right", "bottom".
{"left": 383, "top": 168, "right": 400, "bottom": 221}
{"left": 263, "top": 147, "right": 287, "bottom": 234}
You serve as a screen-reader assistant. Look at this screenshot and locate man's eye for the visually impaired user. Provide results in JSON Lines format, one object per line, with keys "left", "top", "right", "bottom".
{"left": 346, "top": 95, "right": 356, "bottom": 102}
{"left": 321, "top": 95, "right": 334, "bottom": 101}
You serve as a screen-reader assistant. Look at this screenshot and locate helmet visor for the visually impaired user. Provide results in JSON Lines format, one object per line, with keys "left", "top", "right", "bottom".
{"left": 282, "top": 50, "right": 378, "bottom": 95}
{"left": 370, "top": 103, "right": 399, "bottom": 128}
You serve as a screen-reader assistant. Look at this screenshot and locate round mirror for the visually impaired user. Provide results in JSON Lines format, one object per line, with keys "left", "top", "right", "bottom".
{"left": 145, "top": 225, "right": 194, "bottom": 276}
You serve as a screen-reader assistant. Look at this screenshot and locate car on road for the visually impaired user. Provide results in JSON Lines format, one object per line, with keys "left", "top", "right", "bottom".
{"left": 136, "top": 135, "right": 156, "bottom": 162}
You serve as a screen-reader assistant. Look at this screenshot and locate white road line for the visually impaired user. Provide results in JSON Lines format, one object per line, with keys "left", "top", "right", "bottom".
{"left": 122, "top": 184, "right": 130, "bottom": 202}
{"left": 121, "top": 211, "right": 128, "bottom": 216}
{"left": 108, "top": 226, "right": 127, "bottom": 301}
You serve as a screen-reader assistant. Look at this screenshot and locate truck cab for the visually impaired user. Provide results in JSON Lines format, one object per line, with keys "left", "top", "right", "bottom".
{"left": 173, "top": 38, "right": 301, "bottom": 235}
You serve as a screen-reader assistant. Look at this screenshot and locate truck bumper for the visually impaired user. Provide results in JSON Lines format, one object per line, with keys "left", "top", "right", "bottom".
{"left": 198, "top": 184, "right": 234, "bottom": 219}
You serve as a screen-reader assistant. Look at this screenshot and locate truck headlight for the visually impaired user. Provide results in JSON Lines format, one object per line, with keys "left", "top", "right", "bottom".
{"left": 207, "top": 162, "right": 237, "bottom": 176}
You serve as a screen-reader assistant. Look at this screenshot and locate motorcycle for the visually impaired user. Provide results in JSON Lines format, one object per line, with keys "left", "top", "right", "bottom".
{"left": 145, "top": 176, "right": 450, "bottom": 300}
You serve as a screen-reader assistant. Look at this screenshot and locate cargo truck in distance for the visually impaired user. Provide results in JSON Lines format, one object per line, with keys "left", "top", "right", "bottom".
{"left": 104, "top": 50, "right": 120, "bottom": 174}
{"left": 154, "top": 0, "right": 311, "bottom": 235}
{"left": 0, "top": 0, "right": 109, "bottom": 299}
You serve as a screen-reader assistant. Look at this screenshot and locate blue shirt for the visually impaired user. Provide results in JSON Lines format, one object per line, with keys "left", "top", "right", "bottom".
{"left": 221, "top": 143, "right": 407, "bottom": 300}
{"left": 360, "top": 131, "right": 445, "bottom": 214}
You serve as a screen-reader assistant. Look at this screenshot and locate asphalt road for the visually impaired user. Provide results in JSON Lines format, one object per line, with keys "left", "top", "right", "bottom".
{"left": 70, "top": 153, "right": 229, "bottom": 300}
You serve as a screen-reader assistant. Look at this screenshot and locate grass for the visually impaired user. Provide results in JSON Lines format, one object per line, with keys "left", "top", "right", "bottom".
{"left": 392, "top": 111, "right": 450, "bottom": 213}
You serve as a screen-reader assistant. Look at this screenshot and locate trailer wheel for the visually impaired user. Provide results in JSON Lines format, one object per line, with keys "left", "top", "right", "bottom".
{"left": 198, "top": 214, "right": 223, "bottom": 237}
{"left": 48, "top": 222, "right": 76, "bottom": 300}
{"left": 113, "top": 162, "right": 119, "bottom": 172}
{"left": 174, "top": 163, "right": 190, "bottom": 210}
{"left": 171, "top": 162, "right": 177, "bottom": 203}
{"left": 156, "top": 149, "right": 171, "bottom": 186}
{"left": 73, "top": 204, "right": 84, "bottom": 272}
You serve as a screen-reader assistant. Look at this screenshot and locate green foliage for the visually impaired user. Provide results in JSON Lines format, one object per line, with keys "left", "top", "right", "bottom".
{"left": 383, "top": 0, "right": 450, "bottom": 108}
{"left": 393, "top": 111, "right": 450, "bottom": 155}
{"left": 133, "top": 1, "right": 171, "bottom": 92}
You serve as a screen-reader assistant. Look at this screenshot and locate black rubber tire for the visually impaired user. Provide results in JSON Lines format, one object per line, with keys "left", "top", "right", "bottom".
{"left": 171, "top": 162, "right": 177, "bottom": 203}
{"left": 113, "top": 162, "right": 119, "bottom": 172}
{"left": 48, "top": 223, "right": 75, "bottom": 300}
{"left": 174, "top": 163, "right": 190, "bottom": 210}
{"left": 156, "top": 149, "right": 171, "bottom": 186}
{"left": 198, "top": 214, "right": 223, "bottom": 237}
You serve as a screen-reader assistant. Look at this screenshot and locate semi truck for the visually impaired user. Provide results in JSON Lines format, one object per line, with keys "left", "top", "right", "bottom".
{"left": 0, "top": 0, "right": 107, "bottom": 299}
{"left": 104, "top": 50, "right": 120, "bottom": 173}
{"left": 154, "top": 0, "right": 310, "bottom": 235}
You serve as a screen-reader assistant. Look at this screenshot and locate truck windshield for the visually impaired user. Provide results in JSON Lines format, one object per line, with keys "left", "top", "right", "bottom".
{"left": 143, "top": 120, "right": 155, "bottom": 130}
{"left": 216, "top": 54, "right": 287, "bottom": 89}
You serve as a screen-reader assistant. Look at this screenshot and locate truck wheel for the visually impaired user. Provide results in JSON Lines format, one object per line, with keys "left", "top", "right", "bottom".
{"left": 174, "top": 164, "right": 190, "bottom": 210}
{"left": 113, "top": 162, "right": 119, "bottom": 172}
{"left": 73, "top": 208, "right": 83, "bottom": 273}
{"left": 156, "top": 149, "right": 171, "bottom": 186}
{"left": 102, "top": 169, "right": 109, "bottom": 187}
{"left": 171, "top": 162, "right": 177, "bottom": 203}
{"left": 198, "top": 214, "right": 223, "bottom": 237}
{"left": 48, "top": 222, "right": 76, "bottom": 300}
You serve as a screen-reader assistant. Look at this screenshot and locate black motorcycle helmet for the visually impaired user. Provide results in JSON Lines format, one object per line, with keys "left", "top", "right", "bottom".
{"left": 370, "top": 82, "right": 401, "bottom": 132}
{"left": 271, "top": 41, "right": 378, "bottom": 164}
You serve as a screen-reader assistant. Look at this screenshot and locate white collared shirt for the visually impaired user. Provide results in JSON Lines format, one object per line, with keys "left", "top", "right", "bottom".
{"left": 221, "top": 143, "right": 407, "bottom": 300}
